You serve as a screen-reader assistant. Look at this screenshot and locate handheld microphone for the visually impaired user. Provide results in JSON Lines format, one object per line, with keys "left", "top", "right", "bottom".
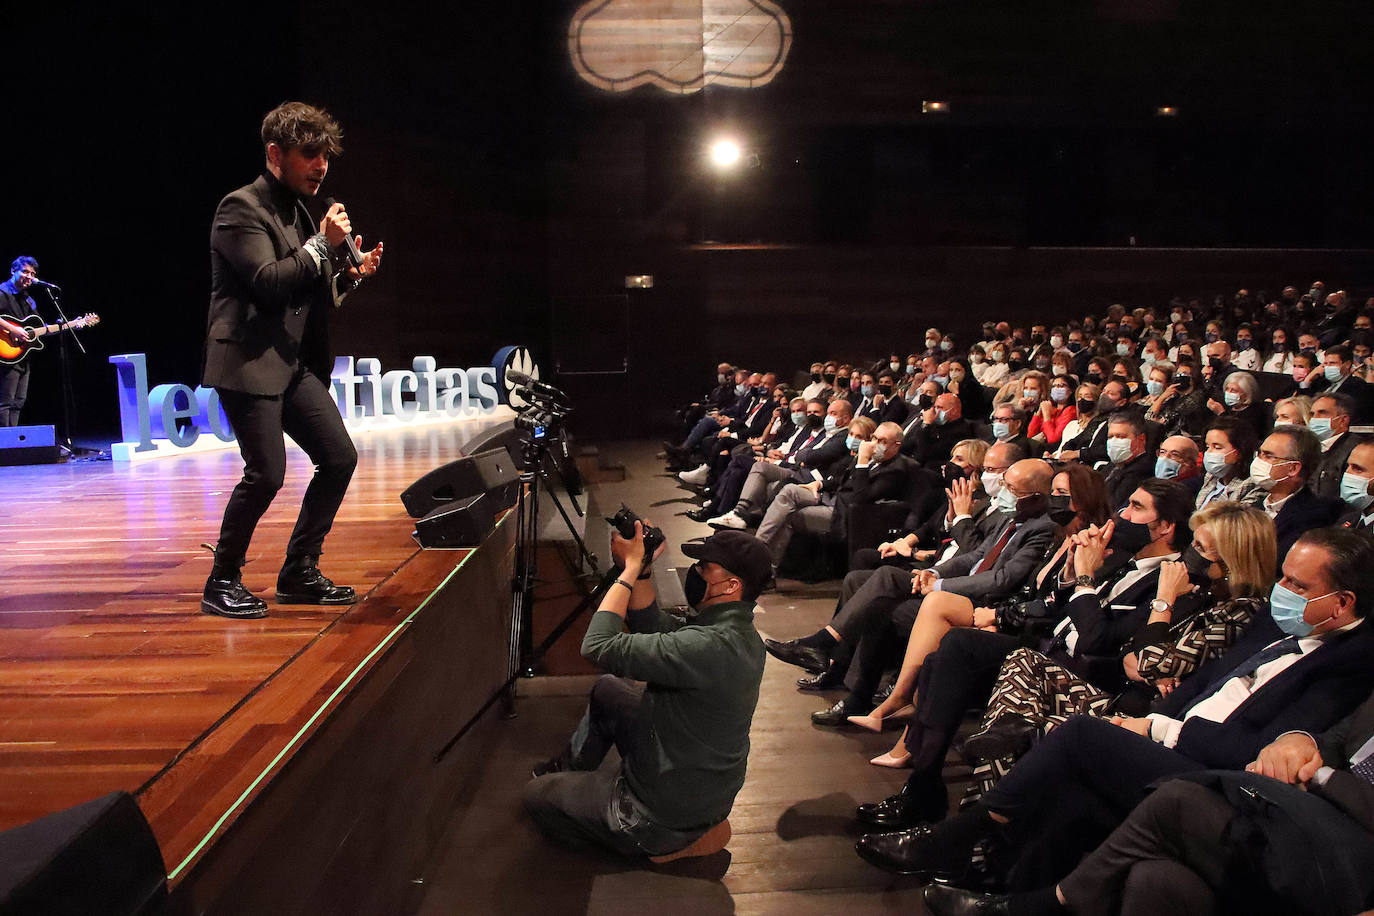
{"left": 28, "top": 278, "right": 61, "bottom": 290}
{"left": 508, "top": 370, "right": 569, "bottom": 404}
{"left": 322, "top": 197, "right": 365, "bottom": 269}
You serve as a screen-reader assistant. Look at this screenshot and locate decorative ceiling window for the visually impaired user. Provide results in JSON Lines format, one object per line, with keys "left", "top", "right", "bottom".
{"left": 569, "top": 0, "right": 792, "bottom": 94}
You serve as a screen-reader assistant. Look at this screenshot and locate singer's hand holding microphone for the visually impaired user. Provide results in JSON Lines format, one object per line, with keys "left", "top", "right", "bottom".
{"left": 320, "top": 198, "right": 384, "bottom": 279}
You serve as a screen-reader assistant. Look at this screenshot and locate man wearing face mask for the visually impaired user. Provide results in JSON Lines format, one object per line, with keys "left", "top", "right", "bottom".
{"left": 1250, "top": 426, "right": 1341, "bottom": 562}
{"left": 1308, "top": 393, "right": 1361, "bottom": 500}
{"left": 1150, "top": 434, "right": 1202, "bottom": 498}
{"left": 1313, "top": 345, "right": 1374, "bottom": 423}
{"left": 708, "top": 399, "right": 854, "bottom": 530}
{"left": 866, "top": 371, "right": 910, "bottom": 426}
{"left": 801, "top": 361, "right": 828, "bottom": 401}
{"left": 791, "top": 460, "right": 1058, "bottom": 729}
{"left": 905, "top": 393, "right": 974, "bottom": 467}
{"left": 752, "top": 422, "right": 913, "bottom": 569}
{"left": 885, "top": 528, "right": 1374, "bottom": 898}
{"left": 1101, "top": 412, "right": 1155, "bottom": 510}
{"left": 525, "top": 525, "right": 770, "bottom": 863}
{"left": 1200, "top": 340, "right": 1235, "bottom": 397}
{"left": 989, "top": 405, "right": 1043, "bottom": 459}
{"left": 1335, "top": 439, "right": 1374, "bottom": 531}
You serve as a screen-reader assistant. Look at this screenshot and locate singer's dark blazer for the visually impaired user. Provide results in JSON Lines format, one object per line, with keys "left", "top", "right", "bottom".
{"left": 203, "top": 173, "right": 355, "bottom": 395}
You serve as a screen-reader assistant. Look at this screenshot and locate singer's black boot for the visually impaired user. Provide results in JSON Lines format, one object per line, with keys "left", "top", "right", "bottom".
{"left": 276, "top": 555, "right": 357, "bottom": 605}
{"left": 202, "top": 555, "right": 269, "bottom": 619}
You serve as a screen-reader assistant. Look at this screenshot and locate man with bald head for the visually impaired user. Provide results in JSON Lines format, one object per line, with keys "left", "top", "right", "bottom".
{"left": 903, "top": 391, "right": 975, "bottom": 468}
{"left": 1153, "top": 434, "right": 1203, "bottom": 499}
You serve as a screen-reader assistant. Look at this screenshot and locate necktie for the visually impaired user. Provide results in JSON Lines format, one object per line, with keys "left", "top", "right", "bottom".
{"left": 1183, "top": 636, "right": 1302, "bottom": 715}
{"left": 973, "top": 522, "right": 1017, "bottom": 574}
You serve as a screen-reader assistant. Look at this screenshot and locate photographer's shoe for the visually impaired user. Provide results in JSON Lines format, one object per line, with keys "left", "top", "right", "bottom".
{"left": 276, "top": 556, "right": 357, "bottom": 605}
{"left": 678, "top": 464, "right": 710, "bottom": 486}
{"left": 707, "top": 510, "right": 747, "bottom": 530}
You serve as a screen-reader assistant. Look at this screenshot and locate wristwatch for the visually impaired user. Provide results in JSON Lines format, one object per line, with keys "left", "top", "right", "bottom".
{"left": 1149, "top": 598, "right": 1172, "bottom": 614}
{"left": 1075, "top": 574, "right": 1096, "bottom": 589}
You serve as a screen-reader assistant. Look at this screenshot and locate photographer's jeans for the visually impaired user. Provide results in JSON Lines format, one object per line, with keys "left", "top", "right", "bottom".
{"left": 523, "top": 675, "right": 711, "bottom": 857}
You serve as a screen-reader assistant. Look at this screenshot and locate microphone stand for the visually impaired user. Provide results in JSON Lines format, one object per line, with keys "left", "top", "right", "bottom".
{"left": 41, "top": 285, "right": 90, "bottom": 458}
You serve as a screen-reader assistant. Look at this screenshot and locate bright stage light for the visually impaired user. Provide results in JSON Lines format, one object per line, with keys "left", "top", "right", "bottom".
{"left": 710, "top": 139, "right": 742, "bottom": 168}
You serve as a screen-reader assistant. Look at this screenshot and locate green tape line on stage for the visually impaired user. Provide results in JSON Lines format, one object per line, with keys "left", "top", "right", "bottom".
{"left": 168, "top": 513, "right": 507, "bottom": 882}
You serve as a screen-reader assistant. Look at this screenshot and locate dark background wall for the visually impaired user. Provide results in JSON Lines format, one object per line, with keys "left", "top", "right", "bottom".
{"left": 9, "top": 0, "right": 1374, "bottom": 443}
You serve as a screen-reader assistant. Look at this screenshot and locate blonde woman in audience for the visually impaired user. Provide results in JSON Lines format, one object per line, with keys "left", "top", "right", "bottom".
{"left": 1271, "top": 395, "right": 1312, "bottom": 428}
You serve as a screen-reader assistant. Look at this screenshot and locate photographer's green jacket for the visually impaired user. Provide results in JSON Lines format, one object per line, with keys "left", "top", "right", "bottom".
{"left": 582, "top": 599, "right": 764, "bottom": 829}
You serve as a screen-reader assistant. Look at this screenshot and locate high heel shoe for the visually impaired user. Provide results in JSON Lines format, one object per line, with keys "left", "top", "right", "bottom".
{"left": 847, "top": 703, "right": 914, "bottom": 733}
{"left": 869, "top": 750, "right": 912, "bottom": 768}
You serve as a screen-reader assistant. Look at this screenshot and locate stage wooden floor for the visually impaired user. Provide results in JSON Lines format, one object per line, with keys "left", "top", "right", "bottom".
{"left": 0, "top": 415, "right": 512, "bottom": 884}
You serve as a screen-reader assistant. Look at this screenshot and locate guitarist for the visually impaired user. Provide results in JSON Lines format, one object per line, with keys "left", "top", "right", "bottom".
{"left": 0, "top": 256, "right": 40, "bottom": 426}
{"left": 200, "top": 102, "right": 383, "bottom": 620}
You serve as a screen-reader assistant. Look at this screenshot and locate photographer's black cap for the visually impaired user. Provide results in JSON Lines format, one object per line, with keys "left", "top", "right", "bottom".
{"left": 681, "top": 530, "right": 773, "bottom": 602}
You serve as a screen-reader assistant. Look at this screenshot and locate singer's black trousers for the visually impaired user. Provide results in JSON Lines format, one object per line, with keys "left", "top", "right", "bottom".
{"left": 213, "top": 365, "right": 357, "bottom": 569}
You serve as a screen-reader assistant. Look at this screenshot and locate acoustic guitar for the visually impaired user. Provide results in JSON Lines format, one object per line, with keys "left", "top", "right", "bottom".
{"left": 0, "top": 313, "right": 100, "bottom": 365}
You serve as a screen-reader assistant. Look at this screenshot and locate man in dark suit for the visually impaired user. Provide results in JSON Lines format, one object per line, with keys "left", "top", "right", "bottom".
{"left": 856, "top": 527, "right": 1374, "bottom": 889}
{"left": 1335, "top": 439, "right": 1374, "bottom": 533}
{"left": 989, "top": 404, "right": 1044, "bottom": 459}
{"left": 1252, "top": 425, "right": 1342, "bottom": 562}
{"left": 1312, "top": 344, "right": 1374, "bottom": 424}
{"left": 202, "top": 102, "right": 383, "bottom": 620}
{"left": 1100, "top": 411, "right": 1155, "bottom": 510}
{"left": 753, "top": 422, "right": 914, "bottom": 567}
{"left": 871, "top": 371, "right": 910, "bottom": 426}
{"left": 851, "top": 478, "right": 1195, "bottom": 829}
{"left": 776, "top": 459, "right": 1058, "bottom": 726}
{"left": 905, "top": 393, "right": 976, "bottom": 468}
{"left": 1308, "top": 391, "right": 1361, "bottom": 499}
{"left": 924, "top": 689, "right": 1374, "bottom": 916}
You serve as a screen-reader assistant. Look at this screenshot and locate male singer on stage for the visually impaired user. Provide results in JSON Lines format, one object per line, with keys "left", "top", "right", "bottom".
{"left": 0, "top": 257, "right": 41, "bottom": 426}
{"left": 201, "top": 102, "right": 383, "bottom": 620}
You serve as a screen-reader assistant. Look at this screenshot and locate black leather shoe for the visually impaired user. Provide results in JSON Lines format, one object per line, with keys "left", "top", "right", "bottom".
{"left": 958, "top": 714, "right": 1039, "bottom": 763}
{"left": 764, "top": 637, "right": 831, "bottom": 673}
{"left": 856, "top": 780, "right": 948, "bottom": 828}
{"left": 871, "top": 682, "right": 894, "bottom": 705}
{"left": 531, "top": 750, "right": 570, "bottom": 779}
{"left": 202, "top": 575, "right": 269, "bottom": 619}
{"left": 686, "top": 507, "right": 715, "bottom": 522}
{"left": 276, "top": 558, "right": 358, "bottom": 605}
{"left": 922, "top": 884, "right": 1010, "bottom": 916}
{"left": 797, "top": 669, "right": 845, "bottom": 691}
{"left": 855, "top": 824, "right": 966, "bottom": 879}
{"left": 811, "top": 698, "right": 869, "bottom": 727}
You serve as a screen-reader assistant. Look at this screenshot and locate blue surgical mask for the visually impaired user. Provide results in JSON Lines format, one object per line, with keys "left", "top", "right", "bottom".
{"left": 995, "top": 486, "right": 1019, "bottom": 513}
{"left": 906, "top": 364, "right": 917, "bottom": 375}
{"left": 1154, "top": 456, "right": 1181, "bottom": 479}
{"left": 1269, "top": 583, "right": 1337, "bottom": 637}
{"left": 992, "top": 421, "right": 1011, "bottom": 440}
{"left": 823, "top": 415, "right": 838, "bottom": 432}
{"left": 846, "top": 434, "right": 862, "bottom": 451}
{"left": 940, "top": 340, "right": 952, "bottom": 351}
{"left": 1325, "top": 364, "right": 1344, "bottom": 382}
{"left": 1050, "top": 387, "right": 1069, "bottom": 403}
{"left": 1106, "top": 437, "right": 1134, "bottom": 464}
{"left": 790, "top": 411, "right": 806, "bottom": 426}
{"left": 935, "top": 409, "right": 948, "bottom": 425}
{"left": 1341, "top": 472, "right": 1374, "bottom": 509}
{"left": 861, "top": 384, "right": 875, "bottom": 398}
{"left": 1308, "top": 417, "right": 1334, "bottom": 441}
{"left": 1223, "top": 390, "right": 1241, "bottom": 407}
{"left": 1202, "top": 450, "right": 1233, "bottom": 477}
{"left": 1146, "top": 380, "right": 1164, "bottom": 397}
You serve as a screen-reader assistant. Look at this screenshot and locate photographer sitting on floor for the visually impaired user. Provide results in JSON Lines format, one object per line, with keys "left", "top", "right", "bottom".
{"left": 524, "top": 525, "right": 771, "bottom": 864}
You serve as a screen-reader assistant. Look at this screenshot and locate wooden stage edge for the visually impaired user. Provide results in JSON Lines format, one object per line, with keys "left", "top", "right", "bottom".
{"left": 0, "top": 419, "right": 522, "bottom": 915}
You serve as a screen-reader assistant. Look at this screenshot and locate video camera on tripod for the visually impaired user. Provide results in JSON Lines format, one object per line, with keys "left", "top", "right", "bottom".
{"left": 509, "top": 370, "right": 571, "bottom": 440}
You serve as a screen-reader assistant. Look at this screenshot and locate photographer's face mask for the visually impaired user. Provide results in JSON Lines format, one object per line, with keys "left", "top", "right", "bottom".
{"left": 684, "top": 564, "right": 738, "bottom": 607}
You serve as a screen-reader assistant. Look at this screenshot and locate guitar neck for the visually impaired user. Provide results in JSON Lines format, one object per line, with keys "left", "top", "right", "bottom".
{"left": 32, "top": 321, "right": 75, "bottom": 338}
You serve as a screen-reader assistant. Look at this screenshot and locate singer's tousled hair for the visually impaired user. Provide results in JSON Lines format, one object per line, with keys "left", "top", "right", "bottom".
{"left": 9, "top": 256, "right": 37, "bottom": 274}
{"left": 261, "top": 102, "right": 343, "bottom": 158}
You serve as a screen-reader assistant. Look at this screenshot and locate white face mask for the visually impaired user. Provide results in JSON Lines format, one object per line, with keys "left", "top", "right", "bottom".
{"left": 981, "top": 470, "right": 1004, "bottom": 499}
{"left": 1250, "top": 456, "right": 1294, "bottom": 490}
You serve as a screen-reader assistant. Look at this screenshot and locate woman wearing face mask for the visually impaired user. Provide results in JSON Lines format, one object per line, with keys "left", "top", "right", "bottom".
{"left": 968, "top": 344, "right": 991, "bottom": 384}
{"left": 853, "top": 464, "right": 1110, "bottom": 757}
{"left": 980, "top": 345, "right": 1010, "bottom": 387}
{"left": 1029, "top": 375, "right": 1078, "bottom": 446}
{"left": 1195, "top": 417, "right": 1264, "bottom": 510}
{"left": 1052, "top": 383, "right": 1108, "bottom": 461}
{"left": 956, "top": 501, "right": 1275, "bottom": 797}
{"left": 945, "top": 357, "right": 987, "bottom": 422}
{"left": 1208, "top": 370, "right": 1269, "bottom": 441}
{"left": 1112, "top": 356, "right": 1143, "bottom": 395}
{"left": 1084, "top": 356, "right": 1113, "bottom": 389}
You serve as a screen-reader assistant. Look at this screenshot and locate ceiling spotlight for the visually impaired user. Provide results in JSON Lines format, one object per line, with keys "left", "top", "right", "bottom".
{"left": 922, "top": 101, "right": 949, "bottom": 114}
{"left": 1155, "top": 106, "right": 1178, "bottom": 117}
{"left": 710, "top": 139, "right": 742, "bottom": 168}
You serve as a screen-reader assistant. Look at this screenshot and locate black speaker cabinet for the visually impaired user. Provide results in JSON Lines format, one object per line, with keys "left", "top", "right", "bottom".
{"left": 400, "top": 448, "right": 519, "bottom": 519}
{"left": 413, "top": 492, "right": 497, "bottom": 548}
{"left": 0, "top": 791, "right": 167, "bottom": 916}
